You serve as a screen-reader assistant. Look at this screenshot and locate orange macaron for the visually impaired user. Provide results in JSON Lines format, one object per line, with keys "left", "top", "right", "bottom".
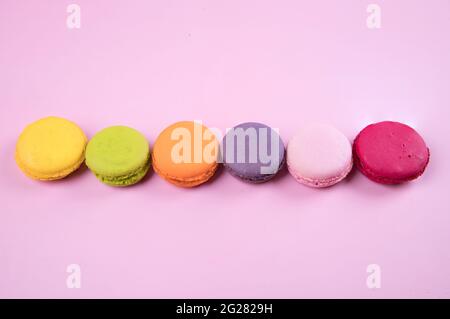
{"left": 152, "top": 121, "right": 219, "bottom": 187}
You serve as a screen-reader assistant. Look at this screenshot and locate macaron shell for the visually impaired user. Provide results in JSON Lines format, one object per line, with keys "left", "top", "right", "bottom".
{"left": 85, "top": 126, "right": 150, "bottom": 178}
{"left": 287, "top": 124, "right": 353, "bottom": 187}
{"left": 222, "top": 122, "right": 285, "bottom": 183}
{"left": 353, "top": 121, "right": 429, "bottom": 184}
{"left": 152, "top": 121, "right": 219, "bottom": 187}
{"left": 15, "top": 116, "right": 87, "bottom": 180}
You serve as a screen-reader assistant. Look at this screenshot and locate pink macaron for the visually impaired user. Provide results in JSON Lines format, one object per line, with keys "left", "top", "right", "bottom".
{"left": 287, "top": 124, "right": 353, "bottom": 188}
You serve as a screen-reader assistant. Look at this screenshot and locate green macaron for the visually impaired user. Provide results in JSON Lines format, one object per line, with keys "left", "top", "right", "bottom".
{"left": 85, "top": 126, "right": 150, "bottom": 186}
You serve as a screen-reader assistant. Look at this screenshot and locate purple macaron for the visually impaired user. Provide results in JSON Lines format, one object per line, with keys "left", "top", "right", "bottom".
{"left": 221, "top": 122, "right": 285, "bottom": 183}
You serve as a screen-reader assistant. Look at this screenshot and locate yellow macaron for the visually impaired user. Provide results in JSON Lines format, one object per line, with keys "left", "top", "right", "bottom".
{"left": 15, "top": 116, "right": 88, "bottom": 180}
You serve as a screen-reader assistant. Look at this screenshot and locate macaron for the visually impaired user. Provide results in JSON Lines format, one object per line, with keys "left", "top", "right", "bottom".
{"left": 152, "top": 121, "right": 219, "bottom": 187}
{"left": 287, "top": 124, "right": 353, "bottom": 188}
{"left": 85, "top": 126, "right": 150, "bottom": 186}
{"left": 353, "top": 121, "right": 430, "bottom": 184}
{"left": 15, "top": 116, "right": 87, "bottom": 180}
{"left": 222, "top": 122, "right": 285, "bottom": 183}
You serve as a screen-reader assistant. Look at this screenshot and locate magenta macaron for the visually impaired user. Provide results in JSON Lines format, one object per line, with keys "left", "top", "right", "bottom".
{"left": 353, "top": 121, "right": 430, "bottom": 184}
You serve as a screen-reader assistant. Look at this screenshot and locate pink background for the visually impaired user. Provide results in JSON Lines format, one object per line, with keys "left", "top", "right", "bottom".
{"left": 1, "top": 0, "right": 450, "bottom": 298}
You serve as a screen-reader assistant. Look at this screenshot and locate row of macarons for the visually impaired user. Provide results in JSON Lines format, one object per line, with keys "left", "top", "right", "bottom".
{"left": 15, "top": 117, "right": 430, "bottom": 187}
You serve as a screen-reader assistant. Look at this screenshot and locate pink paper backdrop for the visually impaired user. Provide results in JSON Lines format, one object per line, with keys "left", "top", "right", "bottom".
{"left": 1, "top": 0, "right": 449, "bottom": 298}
